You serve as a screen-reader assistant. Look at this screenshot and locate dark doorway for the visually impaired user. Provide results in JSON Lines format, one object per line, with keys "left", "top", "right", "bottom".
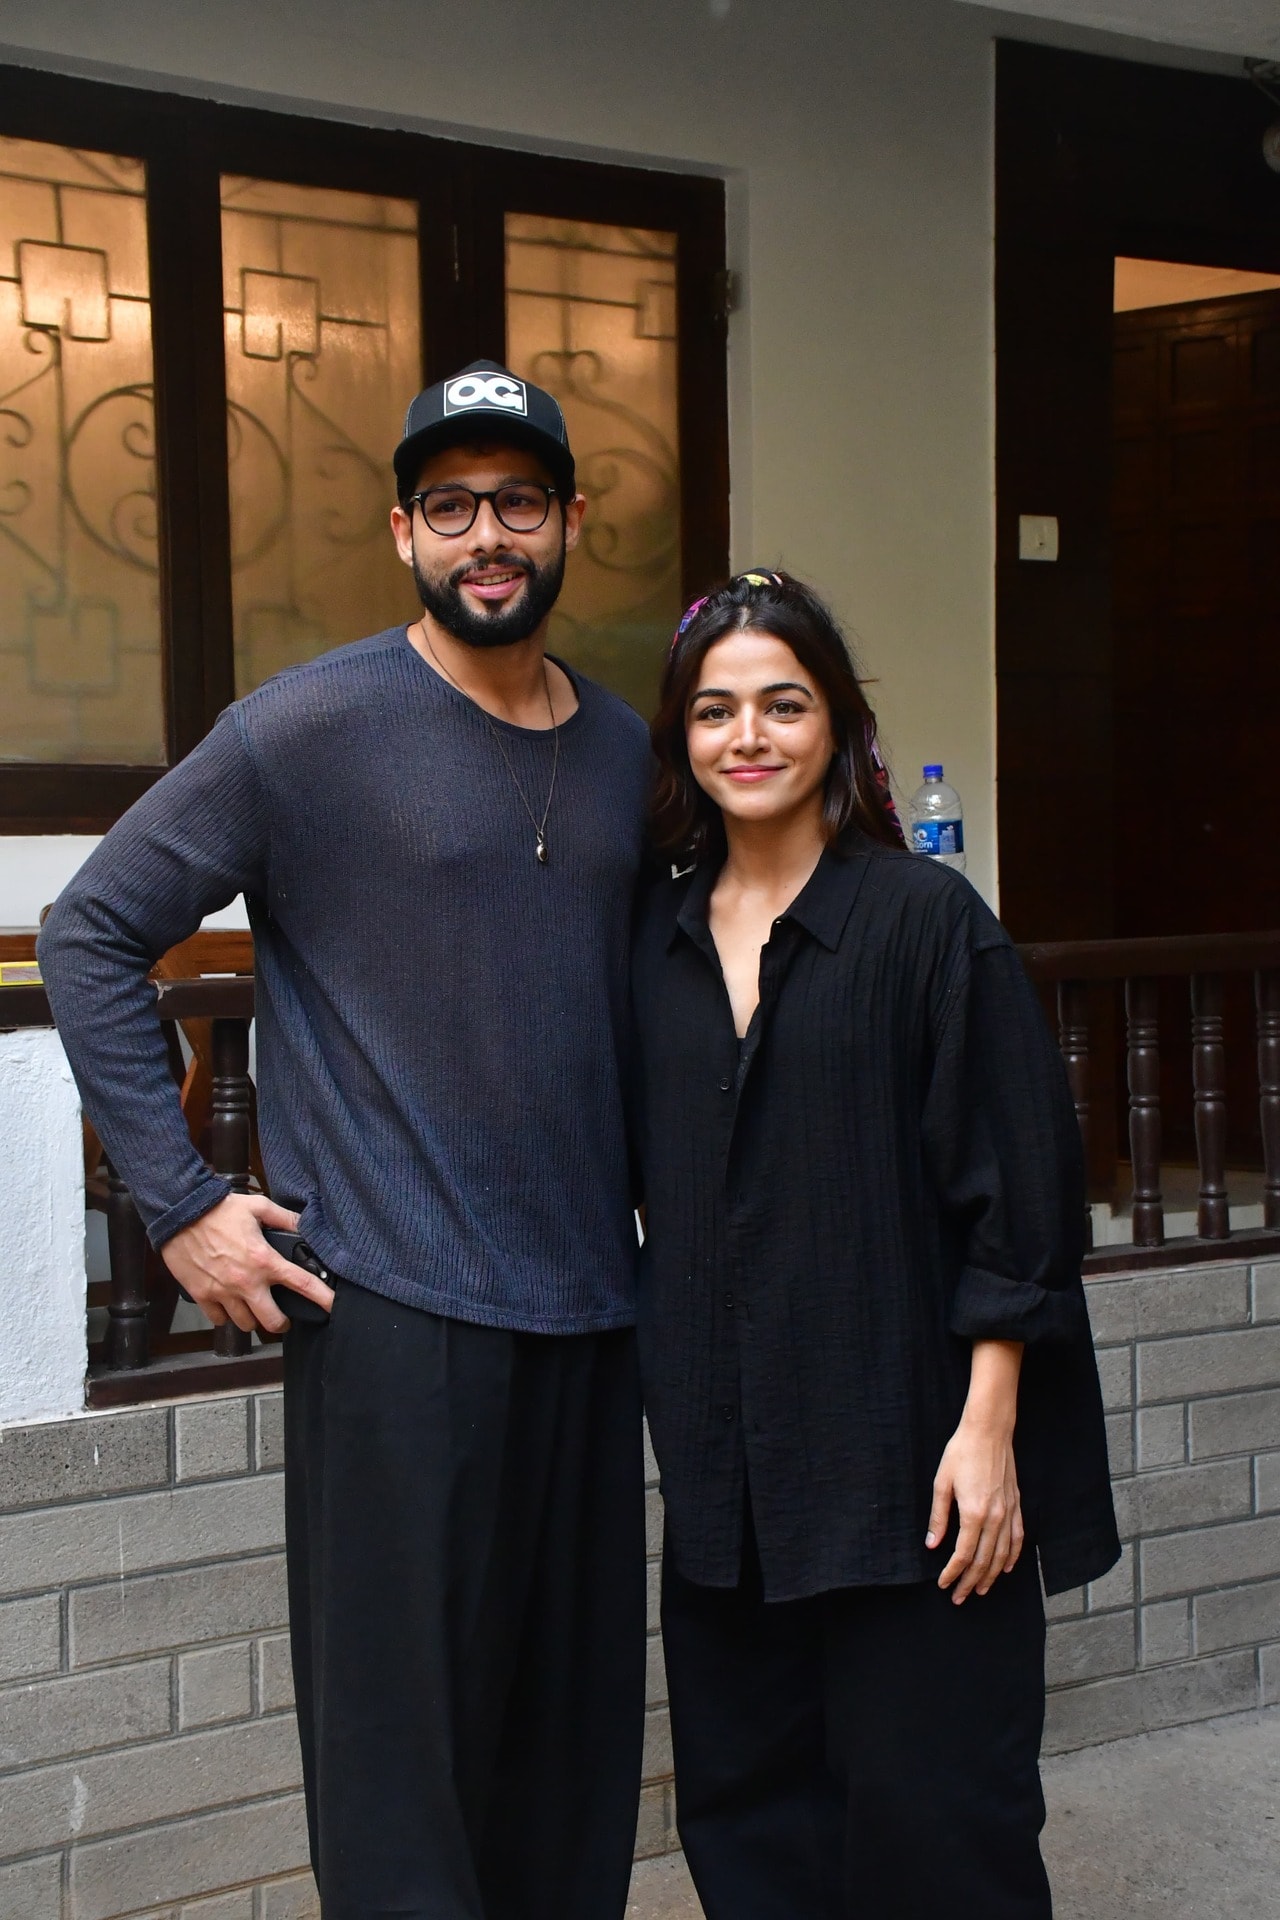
{"left": 995, "top": 40, "right": 1280, "bottom": 945}
{"left": 995, "top": 43, "right": 1280, "bottom": 1189}
{"left": 1111, "top": 268, "right": 1280, "bottom": 1167}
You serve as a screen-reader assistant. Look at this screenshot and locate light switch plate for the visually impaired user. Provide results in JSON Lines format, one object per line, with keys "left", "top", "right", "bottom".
{"left": 1019, "top": 513, "right": 1059, "bottom": 561}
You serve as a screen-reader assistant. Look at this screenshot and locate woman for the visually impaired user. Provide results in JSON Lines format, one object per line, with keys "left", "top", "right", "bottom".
{"left": 631, "top": 571, "right": 1119, "bottom": 1919}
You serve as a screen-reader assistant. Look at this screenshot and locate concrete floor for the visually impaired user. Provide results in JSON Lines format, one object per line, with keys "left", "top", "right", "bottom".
{"left": 627, "top": 1705, "right": 1280, "bottom": 1919}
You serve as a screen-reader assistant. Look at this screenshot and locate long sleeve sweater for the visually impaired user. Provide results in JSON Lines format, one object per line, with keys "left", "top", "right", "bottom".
{"left": 38, "top": 626, "right": 652, "bottom": 1334}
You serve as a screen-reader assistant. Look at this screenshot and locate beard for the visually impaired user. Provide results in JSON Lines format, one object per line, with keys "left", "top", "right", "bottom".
{"left": 413, "top": 542, "right": 566, "bottom": 650}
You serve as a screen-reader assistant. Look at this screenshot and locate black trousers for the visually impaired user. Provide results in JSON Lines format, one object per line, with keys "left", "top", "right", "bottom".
{"left": 662, "top": 1515, "right": 1051, "bottom": 1920}
{"left": 283, "top": 1280, "right": 646, "bottom": 1920}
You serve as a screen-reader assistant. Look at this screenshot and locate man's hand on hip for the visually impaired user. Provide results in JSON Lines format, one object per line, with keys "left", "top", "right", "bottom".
{"left": 162, "top": 1192, "right": 335, "bottom": 1336}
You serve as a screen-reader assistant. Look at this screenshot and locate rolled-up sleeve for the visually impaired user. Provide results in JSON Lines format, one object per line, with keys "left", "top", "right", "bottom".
{"left": 923, "top": 934, "right": 1088, "bottom": 1346}
{"left": 37, "top": 709, "right": 269, "bottom": 1247}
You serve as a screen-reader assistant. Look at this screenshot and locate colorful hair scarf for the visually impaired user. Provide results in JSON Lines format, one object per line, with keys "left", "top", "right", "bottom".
{"left": 868, "top": 730, "right": 906, "bottom": 849}
{"left": 669, "top": 569, "right": 787, "bottom": 655}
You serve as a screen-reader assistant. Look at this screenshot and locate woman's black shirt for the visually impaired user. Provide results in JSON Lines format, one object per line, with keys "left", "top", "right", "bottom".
{"left": 631, "top": 832, "right": 1120, "bottom": 1602}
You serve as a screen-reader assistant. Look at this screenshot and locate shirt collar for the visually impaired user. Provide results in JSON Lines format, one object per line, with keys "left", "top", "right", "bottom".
{"left": 671, "top": 858, "right": 718, "bottom": 954}
{"left": 669, "top": 831, "right": 877, "bottom": 955}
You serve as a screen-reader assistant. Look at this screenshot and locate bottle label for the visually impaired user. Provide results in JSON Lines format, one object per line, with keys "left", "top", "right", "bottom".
{"left": 913, "top": 819, "right": 964, "bottom": 856}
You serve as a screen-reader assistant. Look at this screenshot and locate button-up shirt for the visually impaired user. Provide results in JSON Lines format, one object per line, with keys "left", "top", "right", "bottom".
{"left": 631, "top": 831, "right": 1120, "bottom": 1601}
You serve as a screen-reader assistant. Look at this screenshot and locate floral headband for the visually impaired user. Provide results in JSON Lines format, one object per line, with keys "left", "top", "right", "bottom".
{"left": 669, "top": 570, "right": 786, "bottom": 655}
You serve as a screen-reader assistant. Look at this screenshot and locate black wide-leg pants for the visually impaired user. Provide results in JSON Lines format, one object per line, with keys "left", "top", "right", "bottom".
{"left": 283, "top": 1280, "right": 647, "bottom": 1920}
{"left": 662, "top": 1515, "right": 1052, "bottom": 1920}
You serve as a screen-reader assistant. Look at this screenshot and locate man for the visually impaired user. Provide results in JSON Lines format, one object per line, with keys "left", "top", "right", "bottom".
{"left": 38, "top": 361, "right": 652, "bottom": 1920}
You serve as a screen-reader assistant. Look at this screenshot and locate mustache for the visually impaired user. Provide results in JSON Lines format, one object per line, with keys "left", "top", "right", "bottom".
{"left": 448, "top": 554, "right": 535, "bottom": 589}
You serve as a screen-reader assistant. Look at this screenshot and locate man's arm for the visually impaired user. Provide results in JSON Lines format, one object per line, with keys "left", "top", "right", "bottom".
{"left": 37, "top": 708, "right": 328, "bottom": 1333}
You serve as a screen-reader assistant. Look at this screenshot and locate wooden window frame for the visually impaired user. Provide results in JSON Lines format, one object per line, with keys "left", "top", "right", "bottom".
{"left": 0, "top": 64, "right": 729, "bottom": 831}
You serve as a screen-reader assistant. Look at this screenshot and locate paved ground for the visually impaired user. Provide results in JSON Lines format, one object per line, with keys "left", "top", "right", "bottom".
{"left": 627, "top": 1705, "right": 1280, "bottom": 1918}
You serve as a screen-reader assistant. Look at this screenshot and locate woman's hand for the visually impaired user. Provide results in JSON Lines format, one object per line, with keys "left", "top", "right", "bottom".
{"left": 926, "top": 1339, "right": 1025, "bottom": 1604}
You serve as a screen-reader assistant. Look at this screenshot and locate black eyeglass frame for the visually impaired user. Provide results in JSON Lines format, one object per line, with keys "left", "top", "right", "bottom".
{"left": 405, "top": 483, "right": 560, "bottom": 538}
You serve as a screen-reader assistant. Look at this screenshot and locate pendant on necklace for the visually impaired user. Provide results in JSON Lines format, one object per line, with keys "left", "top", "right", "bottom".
{"left": 536, "top": 837, "right": 549, "bottom": 865}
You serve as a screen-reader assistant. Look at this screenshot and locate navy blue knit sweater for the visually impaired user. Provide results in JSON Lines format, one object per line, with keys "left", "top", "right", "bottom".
{"left": 38, "top": 627, "right": 651, "bottom": 1334}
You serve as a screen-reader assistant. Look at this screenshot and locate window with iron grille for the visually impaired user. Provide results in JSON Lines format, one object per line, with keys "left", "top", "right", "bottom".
{"left": 0, "top": 66, "right": 729, "bottom": 830}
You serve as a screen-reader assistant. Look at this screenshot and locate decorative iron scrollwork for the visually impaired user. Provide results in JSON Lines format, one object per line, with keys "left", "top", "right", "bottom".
{"left": 507, "top": 215, "right": 683, "bottom": 711}
{"left": 221, "top": 176, "right": 421, "bottom": 692}
{"left": 0, "top": 137, "right": 164, "bottom": 760}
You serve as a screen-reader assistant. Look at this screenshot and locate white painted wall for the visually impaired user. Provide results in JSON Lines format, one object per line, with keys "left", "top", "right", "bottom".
{"left": 0, "top": 0, "right": 1003, "bottom": 904}
{"left": 0, "top": 835, "right": 249, "bottom": 930}
{"left": 0, "top": 1029, "right": 86, "bottom": 1426}
{"left": 1, "top": 836, "right": 100, "bottom": 929}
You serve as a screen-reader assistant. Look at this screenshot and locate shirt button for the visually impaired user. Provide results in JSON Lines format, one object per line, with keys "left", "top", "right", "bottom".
{"left": 723, "top": 1292, "right": 735, "bottom": 1310}
{"left": 719, "top": 1076, "right": 732, "bottom": 1092}
{"left": 721, "top": 1404, "right": 736, "bottom": 1423}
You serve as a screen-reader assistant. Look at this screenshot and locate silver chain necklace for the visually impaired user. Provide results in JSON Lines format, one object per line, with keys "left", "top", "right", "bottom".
{"left": 422, "top": 627, "right": 561, "bottom": 865}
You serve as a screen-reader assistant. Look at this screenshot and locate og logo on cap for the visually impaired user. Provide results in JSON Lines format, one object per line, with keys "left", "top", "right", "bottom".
{"left": 444, "top": 372, "right": 528, "bottom": 416}
{"left": 394, "top": 359, "right": 573, "bottom": 501}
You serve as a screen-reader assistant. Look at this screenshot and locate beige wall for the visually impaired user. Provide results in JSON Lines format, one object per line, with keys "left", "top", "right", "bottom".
{"left": 0, "top": 0, "right": 1002, "bottom": 902}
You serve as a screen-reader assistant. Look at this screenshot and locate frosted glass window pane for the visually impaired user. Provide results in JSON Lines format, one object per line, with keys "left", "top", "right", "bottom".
{"left": 222, "top": 176, "right": 422, "bottom": 695}
{"left": 0, "top": 137, "right": 163, "bottom": 765}
{"left": 505, "top": 215, "right": 681, "bottom": 716}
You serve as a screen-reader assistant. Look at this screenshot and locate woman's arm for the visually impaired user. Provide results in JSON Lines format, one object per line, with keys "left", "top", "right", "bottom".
{"left": 922, "top": 937, "right": 1089, "bottom": 1348}
{"left": 926, "top": 1339, "right": 1025, "bottom": 1603}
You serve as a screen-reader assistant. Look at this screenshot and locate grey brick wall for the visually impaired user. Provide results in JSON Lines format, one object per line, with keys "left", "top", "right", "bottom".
{"left": 0, "top": 1394, "right": 311, "bottom": 1920}
{"left": 0, "top": 1390, "right": 675, "bottom": 1915}
{"left": 2, "top": 1256, "right": 1276, "bottom": 1913}
{"left": 1042, "top": 1256, "right": 1280, "bottom": 1754}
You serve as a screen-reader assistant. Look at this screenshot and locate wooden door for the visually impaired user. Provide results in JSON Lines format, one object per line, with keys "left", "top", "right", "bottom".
{"left": 1112, "top": 288, "right": 1280, "bottom": 1164}
{"left": 1113, "top": 288, "right": 1280, "bottom": 939}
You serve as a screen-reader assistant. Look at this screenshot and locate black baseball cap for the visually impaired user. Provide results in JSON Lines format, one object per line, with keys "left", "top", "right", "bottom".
{"left": 393, "top": 359, "right": 576, "bottom": 504}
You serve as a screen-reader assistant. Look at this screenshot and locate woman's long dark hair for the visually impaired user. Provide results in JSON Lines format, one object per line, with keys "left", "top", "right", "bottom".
{"left": 650, "top": 571, "right": 906, "bottom": 859}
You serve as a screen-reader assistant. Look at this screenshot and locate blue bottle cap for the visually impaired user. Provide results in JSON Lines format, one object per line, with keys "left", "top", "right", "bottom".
{"left": 923, "top": 764, "right": 943, "bottom": 779}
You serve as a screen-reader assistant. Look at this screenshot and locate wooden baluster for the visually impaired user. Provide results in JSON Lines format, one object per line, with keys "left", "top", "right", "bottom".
{"left": 1258, "top": 968, "right": 1280, "bottom": 1231}
{"left": 1125, "top": 975, "right": 1164, "bottom": 1247}
{"left": 1191, "top": 972, "right": 1229, "bottom": 1239}
{"left": 1057, "top": 978, "right": 1093, "bottom": 1250}
{"left": 211, "top": 1016, "right": 253, "bottom": 1358}
{"left": 104, "top": 1157, "right": 149, "bottom": 1370}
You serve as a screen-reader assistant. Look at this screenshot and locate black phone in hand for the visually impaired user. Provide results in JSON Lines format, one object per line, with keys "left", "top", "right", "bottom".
{"left": 262, "top": 1228, "right": 334, "bottom": 1325}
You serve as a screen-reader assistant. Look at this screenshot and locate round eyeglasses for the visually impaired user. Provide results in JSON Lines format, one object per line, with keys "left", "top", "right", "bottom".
{"left": 406, "top": 482, "right": 557, "bottom": 538}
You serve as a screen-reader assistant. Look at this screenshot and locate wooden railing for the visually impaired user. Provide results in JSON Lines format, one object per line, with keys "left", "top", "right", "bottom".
{"left": 1, "top": 930, "right": 266, "bottom": 1407}
{"left": 5, "top": 927, "right": 1280, "bottom": 1403}
{"left": 1019, "top": 931, "right": 1280, "bottom": 1273}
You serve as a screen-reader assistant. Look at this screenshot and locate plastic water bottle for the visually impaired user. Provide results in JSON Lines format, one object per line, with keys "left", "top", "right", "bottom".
{"left": 909, "top": 765, "right": 965, "bottom": 873}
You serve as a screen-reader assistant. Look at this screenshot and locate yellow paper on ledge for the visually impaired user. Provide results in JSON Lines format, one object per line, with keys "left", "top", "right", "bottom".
{"left": 0, "top": 962, "right": 41, "bottom": 986}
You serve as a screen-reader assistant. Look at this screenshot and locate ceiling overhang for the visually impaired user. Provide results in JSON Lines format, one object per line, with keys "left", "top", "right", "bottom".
{"left": 952, "top": 2, "right": 1280, "bottom": 62}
